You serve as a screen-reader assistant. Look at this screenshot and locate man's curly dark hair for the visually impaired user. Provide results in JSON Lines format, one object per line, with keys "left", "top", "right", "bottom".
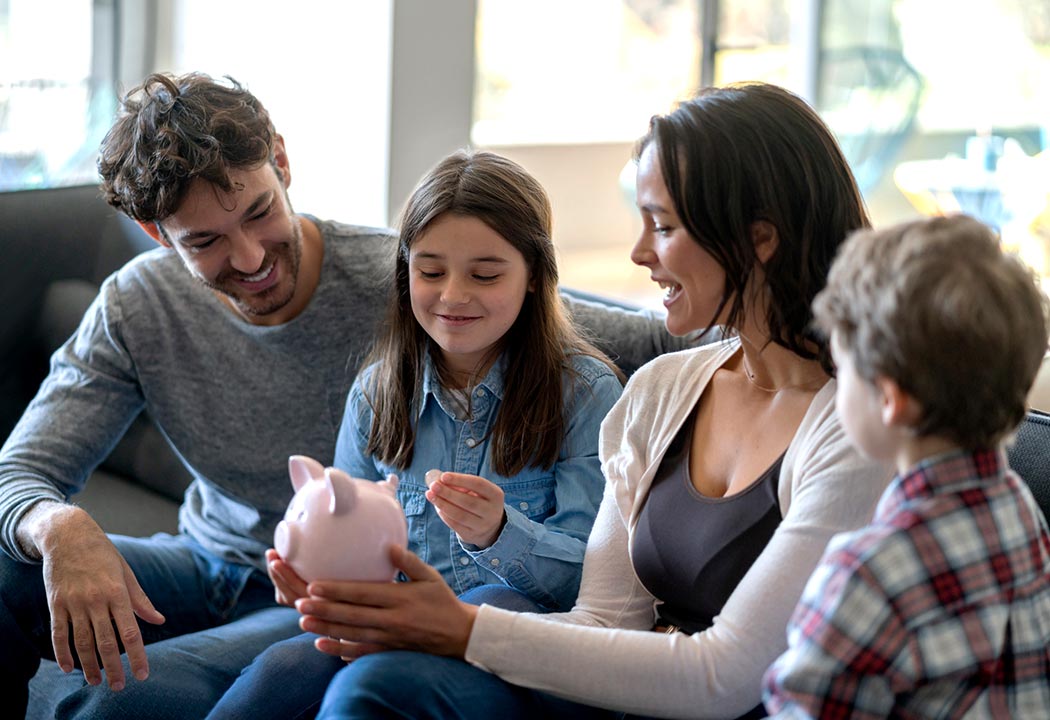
{"left": 98, "top": 72, "right": 277, "bottom": 223}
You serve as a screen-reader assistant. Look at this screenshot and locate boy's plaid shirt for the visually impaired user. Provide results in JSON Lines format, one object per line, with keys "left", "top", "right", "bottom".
{"left": 764, "top": 448, "right": 1050, "bottom": 719}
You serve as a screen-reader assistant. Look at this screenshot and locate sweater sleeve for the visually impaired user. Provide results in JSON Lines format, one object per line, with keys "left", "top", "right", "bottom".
{"left": 0, "top": 279, "right": 145, "bottom": 563}
{"left": 465, "top": 375, "right": 892, "bottom": 719}
{"left": 560, "top": 293, "right": 700, "bottom": 376}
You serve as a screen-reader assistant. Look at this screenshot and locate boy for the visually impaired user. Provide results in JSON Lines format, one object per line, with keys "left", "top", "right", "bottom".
{"left": 763, "top": 214, "right": 1050, "bottom": 718}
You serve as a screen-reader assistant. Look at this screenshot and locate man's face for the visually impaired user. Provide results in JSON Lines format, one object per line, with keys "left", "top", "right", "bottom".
{"left": 157, "top": 161, "right": 303, "bottom": 325}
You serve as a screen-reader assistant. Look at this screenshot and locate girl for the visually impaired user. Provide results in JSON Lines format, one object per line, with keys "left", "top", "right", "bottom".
{"left": 206, "top": 149, "right": 624, "bottom": 719}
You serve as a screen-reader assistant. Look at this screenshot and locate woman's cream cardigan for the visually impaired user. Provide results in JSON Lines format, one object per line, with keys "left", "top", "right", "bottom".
{"left": 465, "top": 339, "right": 892, "bottom": 719}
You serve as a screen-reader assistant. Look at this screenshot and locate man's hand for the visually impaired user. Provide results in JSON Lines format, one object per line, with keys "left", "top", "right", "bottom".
{"left": 265, "top": 548, "right": 309, "bottom": 606}
{"left": 22, "top": 503, "right": 165, "bottom": 691}
{"left": 424, "top": 472, "right": 506, "bottom": 548}
{"left": 297, "top": 545, "right": 478, "bottom": 661}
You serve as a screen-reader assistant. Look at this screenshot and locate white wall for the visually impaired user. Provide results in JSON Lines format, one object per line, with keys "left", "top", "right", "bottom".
{"left": 163, "top": 0, "right": 394, "bottom": 228}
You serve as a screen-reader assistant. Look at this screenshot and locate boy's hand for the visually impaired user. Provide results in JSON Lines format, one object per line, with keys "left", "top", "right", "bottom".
{"left": 424, "top": 471, "right": 506, "bottom": 548}
{"left": 266, "top": 548, "right": 309, "bottom": 606}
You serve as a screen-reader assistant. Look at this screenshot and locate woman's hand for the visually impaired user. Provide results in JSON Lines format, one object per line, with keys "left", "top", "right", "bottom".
{"left": 425, "top": 471, "right": 506, "bottom": 548}
{"left": 297, "top": 545, "right": 479, "bottom": 661}
{"left": 265, "top": 548, "right": 309, "bottom": 606}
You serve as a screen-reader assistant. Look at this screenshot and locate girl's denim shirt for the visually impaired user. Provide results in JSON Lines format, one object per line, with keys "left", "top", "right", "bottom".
{"left": 334, "top": 351, "right": 623, "bottom": 611}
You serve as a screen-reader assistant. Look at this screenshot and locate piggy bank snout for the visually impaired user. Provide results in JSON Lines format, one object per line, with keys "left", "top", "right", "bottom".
{"left": 273, "top": 519, "right": 298, "bottom": 562}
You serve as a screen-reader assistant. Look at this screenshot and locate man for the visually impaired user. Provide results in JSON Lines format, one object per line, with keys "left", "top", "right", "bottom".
{"left": 0, "top": 72, "right": 683, "bottom": 718}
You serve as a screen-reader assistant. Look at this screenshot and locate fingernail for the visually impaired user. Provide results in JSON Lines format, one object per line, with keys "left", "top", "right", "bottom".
{"left": 111, "top": 680, "right": 125, "bottom": 691}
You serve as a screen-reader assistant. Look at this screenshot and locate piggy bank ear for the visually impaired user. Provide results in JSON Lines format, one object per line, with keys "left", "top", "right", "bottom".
{"left": 324, "top": 467, "right": 357, "bottom": 515}
{"left": 382, "top": 473, "right": 400, "bottom": 493}
{"left": 289, "top": 455, "right": 325, "bottom": 492}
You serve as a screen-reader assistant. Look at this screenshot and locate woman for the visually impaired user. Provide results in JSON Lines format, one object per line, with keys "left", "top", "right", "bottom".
{"left": 293, "top": 82, "right": 892, "bottom": 720}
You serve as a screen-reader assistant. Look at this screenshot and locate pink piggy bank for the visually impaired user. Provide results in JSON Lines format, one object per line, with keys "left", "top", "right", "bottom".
{"left": 274, "top": 455, "right": 408, "bottom": 582}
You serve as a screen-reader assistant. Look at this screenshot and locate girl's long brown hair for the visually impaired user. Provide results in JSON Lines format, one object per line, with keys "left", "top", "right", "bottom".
{"left": 363, "top": 149, "right": 622, "bottom": 476}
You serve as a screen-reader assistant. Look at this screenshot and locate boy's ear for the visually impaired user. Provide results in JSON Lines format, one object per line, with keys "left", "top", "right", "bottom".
{"left": 750, "top": 220, "right": 779, "bottom": 264}
{"left": 137, "top": 220, "right": 170, "bottom": 248}
{"left": 875, "top": 376, "right": 923, "bottom": 429}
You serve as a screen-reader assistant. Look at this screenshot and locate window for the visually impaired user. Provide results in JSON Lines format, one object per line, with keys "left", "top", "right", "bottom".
{"left": 475, "top": 0, "right": 1050, "bottom": 303}
{"left": 0, "top": 0, "right": 393, "bottom": 229}
{"left": 0, "top": 0, "right": 115, "bottom": 191}
{"left": 821, "top": 0, "right": 1050, "bottom": 289}
{"left": 475, "top": 0, "right": 708, "bottom": 307}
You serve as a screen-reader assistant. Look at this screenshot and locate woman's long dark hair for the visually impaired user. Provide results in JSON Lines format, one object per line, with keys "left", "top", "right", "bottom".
{"left": 636, "top": 82, "right": 870, "bottom": 372}
{"left": 363, "top": 149, "right": 622, "bottom": 476}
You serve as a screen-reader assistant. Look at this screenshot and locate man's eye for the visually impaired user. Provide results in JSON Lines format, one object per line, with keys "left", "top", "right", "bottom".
{"left": 250, "top": 205, "right": 273, "bottom": 222}
{"left": 188, "top": 238, "right": 218, "bottom": 252}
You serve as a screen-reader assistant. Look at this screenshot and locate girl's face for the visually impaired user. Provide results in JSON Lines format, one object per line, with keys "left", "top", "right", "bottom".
{"left": 631, "top": 143, "right": 728, "bottom": 336}
{"left": 409, "top": 213, "right": 532, "bottom": 385}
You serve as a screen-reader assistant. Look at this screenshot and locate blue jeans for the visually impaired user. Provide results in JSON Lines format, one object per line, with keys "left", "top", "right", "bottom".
{"left": 205, "top": 585, "right": 548, "bottom": 720}
{"left": 1, "top": 533, "right": 302, "bottom": 719}
{"left": 316, "top": 651, "right": 619, "bottom": 720}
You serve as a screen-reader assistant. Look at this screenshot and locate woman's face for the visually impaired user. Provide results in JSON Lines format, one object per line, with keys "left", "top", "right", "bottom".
{"left": 631, "top": 143, "right": 727, "bottom": 337}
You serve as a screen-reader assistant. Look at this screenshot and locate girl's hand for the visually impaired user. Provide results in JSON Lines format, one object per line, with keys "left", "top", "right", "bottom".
{"left": 298, "top": 545, "right": 478, "bottom": 660}
{"left": 424, "top": 471, "right": 506, "bottom": 548}
{"left": 265, "top": 548, "right": 309, "bottom": 606}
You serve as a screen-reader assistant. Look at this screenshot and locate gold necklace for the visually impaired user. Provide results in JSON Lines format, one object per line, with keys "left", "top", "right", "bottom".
{"left": 741, "top": 354, "right": 827, "bottom": 394}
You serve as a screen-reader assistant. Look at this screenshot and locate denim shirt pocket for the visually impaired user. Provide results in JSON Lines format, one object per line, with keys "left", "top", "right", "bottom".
{"left": 397, "top": 484, "right": 430, "bottom": 563}
{"left": 500, "top": 471, "right": 557, "bottom": 522}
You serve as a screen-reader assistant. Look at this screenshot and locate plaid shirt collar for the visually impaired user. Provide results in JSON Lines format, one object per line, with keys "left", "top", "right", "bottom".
{"left": 875, "top": 447, "right": 1006, "bottom": 521}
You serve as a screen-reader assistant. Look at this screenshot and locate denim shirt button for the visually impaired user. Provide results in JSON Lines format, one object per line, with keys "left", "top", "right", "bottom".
{"left": 465, "top": 437, "right": 477, "bottom": 448}
{"left": 518, "top": 501, "right": 529, "bottom": 511}
{"left": 475, "top": 388, "right": 484, "bottom": 398}
{"left": 490, "top": 558, "right": 500, "bottom": 567}
{"left": 459, "top": 556, "right": 470, "bottom": 566}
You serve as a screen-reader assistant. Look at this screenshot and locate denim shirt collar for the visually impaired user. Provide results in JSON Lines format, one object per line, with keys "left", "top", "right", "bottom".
{"left": 420, "top": 349, "right": 508, "bottom": 420}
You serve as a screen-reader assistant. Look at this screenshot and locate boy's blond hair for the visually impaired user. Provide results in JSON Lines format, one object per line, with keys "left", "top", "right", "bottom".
{"left": 813, "top": 214, "right": 1050, "bottom": 448}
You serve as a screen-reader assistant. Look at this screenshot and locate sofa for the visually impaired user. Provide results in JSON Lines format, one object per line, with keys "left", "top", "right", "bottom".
{"left": 3, "top": 184, "right": 1050, "bottom": 541}
{"left": 1, "top": 185, "right": 191, "bottom": 536}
